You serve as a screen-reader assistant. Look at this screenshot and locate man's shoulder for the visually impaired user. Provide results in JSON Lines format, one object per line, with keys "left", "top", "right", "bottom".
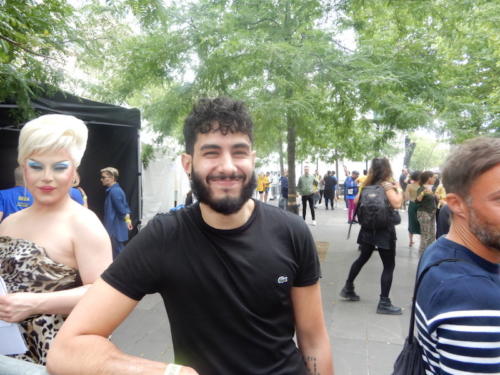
{"left": 257, "top": 201, "right": 308, "bottom": 228}
{"left": 419, "top": 238, "right": 500, "bottom": 311}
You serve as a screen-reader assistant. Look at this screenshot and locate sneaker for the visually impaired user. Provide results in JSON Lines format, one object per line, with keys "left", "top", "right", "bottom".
{"left": 312, "top": 220, "right": 317, "bottom": 226}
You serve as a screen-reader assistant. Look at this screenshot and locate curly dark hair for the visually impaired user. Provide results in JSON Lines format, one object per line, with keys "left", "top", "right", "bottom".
{"left": 183, "top": 97, "right": 254, "bottom": 154}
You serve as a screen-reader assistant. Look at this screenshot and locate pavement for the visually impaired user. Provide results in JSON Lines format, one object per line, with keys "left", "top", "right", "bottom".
{"left": 111, "top": 199, "right": 422, "bottom": 374}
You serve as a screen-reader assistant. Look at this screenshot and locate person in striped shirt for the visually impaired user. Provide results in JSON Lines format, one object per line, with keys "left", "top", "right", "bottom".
{"left": 416, "top": 136, "right": 500, "bottom": 374}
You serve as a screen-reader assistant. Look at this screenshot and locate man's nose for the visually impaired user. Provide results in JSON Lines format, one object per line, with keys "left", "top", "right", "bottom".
{"left": 217, "top": 152, "right": 238, "bottom": 174}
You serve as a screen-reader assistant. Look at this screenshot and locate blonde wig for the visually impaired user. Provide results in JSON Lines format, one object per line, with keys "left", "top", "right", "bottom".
{"left": 18, "top": 114, "right": 88, "bottom": 166}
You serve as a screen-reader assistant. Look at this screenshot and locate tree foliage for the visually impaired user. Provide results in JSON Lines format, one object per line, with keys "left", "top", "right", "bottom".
{"left": 339, "top": 0, "right": 500, "bottom": 141}
{"left": 408, "top": 134, "right": 448, "bottom": 172}
{"left": 0, "top": 0, "right": 78, "bottom": 110}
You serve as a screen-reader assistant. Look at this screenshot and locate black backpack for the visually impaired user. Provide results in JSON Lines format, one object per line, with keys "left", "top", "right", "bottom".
{"left": 357, "top": 185, "right": 393, "bottom": 230}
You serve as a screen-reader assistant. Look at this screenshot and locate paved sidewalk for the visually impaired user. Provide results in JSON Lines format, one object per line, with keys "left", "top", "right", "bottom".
{"left": 111, "top": 201, "right": 421, "bottom": 374}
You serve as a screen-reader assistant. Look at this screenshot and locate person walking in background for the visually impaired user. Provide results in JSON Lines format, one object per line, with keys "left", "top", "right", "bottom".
{"left": 297, "top": 165, "right": 317, "bottom": 225}
{"left": 344, "top": 170, "right": 359, "bottom": 223}
{"left": 405, "top": 170, "right": 421, "bottom": 247}
{"left": 340, "top": 158, "right": 403, "bottom": 315}
{"left": 100, "top": 167, "right": 133, "bottom": 259}
{"left": 279, "top": 169, "right": 288, "bottom": 210}
{"left": 0, "top": 166, "right": 33, "bottom": 222}
{"left": 416, "top": 136, "right": 500, "bottom": 374}
{"left": 323, "top": 171, "right": 337, "bottom": 210}
{"left": 416, "top": 171, "right": 438, "bottom": 255}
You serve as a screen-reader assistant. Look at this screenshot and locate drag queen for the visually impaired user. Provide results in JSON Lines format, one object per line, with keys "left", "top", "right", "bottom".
{"left": 0, "top": 114, "right": 112, "bottom": 364}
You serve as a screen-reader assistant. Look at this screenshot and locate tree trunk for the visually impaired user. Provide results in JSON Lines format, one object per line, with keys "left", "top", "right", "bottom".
{"left": 278, "top": 134, "right": 285, "bottom": 176}
{"left": 286, "top": 112, "right": 298, "bottom": 214}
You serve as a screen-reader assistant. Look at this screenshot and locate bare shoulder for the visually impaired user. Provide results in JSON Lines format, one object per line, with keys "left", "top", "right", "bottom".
{"left": 0, "top": 208, "right": 30, "bottom": 236}
{"left": 68, "top": 204, "right": 108, "bottom": 239}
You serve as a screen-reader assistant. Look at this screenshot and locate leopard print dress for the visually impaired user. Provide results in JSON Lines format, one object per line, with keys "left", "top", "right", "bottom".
{"left": 0, "top": 236, "right": 81, "bottom": 365}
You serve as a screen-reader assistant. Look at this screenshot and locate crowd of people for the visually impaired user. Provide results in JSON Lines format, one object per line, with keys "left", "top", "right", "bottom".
{"left": 0, "top": 97, "right": 498, "bottom": 375}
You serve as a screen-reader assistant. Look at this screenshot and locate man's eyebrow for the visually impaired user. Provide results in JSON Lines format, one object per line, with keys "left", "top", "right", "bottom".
{"left": 232, "top": 143, "right": 251, "bottom": 150}
{"left": 199, "top": 144, "right": 222, "bottom": 151}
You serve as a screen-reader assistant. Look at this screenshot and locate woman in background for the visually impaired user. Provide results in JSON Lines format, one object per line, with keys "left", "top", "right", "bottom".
{"left": 340, "top": 157, "right": 403, "bottom": 315}
{"left": 0, "top": 114, "right": 112, "bottom": 364}
{"left": 416, "top": 171, "right": 438, "bottom": 255}
{"left": 405, "top": 170, "right": 421, "bottom": 247}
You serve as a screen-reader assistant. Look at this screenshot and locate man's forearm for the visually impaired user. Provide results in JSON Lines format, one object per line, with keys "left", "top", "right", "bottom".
{"left": 47, "top": 335, "right": 166, "bottom": 375}
{"left": 300, "top": 337, "right": 334, "bottom": 375}
{"left": 302, "top": 347, "right": 334, "bottom": 375}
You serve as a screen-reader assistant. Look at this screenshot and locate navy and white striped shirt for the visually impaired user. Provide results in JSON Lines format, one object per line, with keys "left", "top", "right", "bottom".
{"left": 416, "top": 237, "right": 500, "bottom": 374}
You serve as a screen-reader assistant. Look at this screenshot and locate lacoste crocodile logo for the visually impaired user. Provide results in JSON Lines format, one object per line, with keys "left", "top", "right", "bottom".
{"left": 277, "top": 276, "right": 288, "bottom": 284}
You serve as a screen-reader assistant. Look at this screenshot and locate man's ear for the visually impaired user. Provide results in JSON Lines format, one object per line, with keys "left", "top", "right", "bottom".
{"left": 251, "top": 150, "right": 256, "bottom": 167}
{"left": 181, "top": 153, "right": 192, "bottom": 177}
{"left": 446, "top": 193, "right": 468, "bottom": 220}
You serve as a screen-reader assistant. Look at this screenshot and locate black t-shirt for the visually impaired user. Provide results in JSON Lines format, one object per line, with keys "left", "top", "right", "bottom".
{"left": 324, "top": 175, "right": 337, "bottom": 190}
{"left": 102, "top": 199, "right": 320, "bottom": 375}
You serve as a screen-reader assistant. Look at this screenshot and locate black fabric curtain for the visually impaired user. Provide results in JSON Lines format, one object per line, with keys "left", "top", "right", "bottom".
{"left": 0, "top": 90, "right": 141, "bottom": 226}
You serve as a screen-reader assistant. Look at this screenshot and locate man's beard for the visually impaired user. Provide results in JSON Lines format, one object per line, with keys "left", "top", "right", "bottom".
{"left": 468, "top": 206, "right": 500, "bottom": 252}
{"left": 191, "top": 169, "right": 257, "bottom": 215}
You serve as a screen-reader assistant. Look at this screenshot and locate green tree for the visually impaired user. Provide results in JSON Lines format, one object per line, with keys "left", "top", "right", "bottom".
{"left": 0, "top": 0, "right": 78, "bottom": 111}
{"left": 409, "top": 134, "right": 448, "bottom": 171}
{"left": 72, "top": 0, "right": 498, "bottom": 215}
{"left": 76, "top": 0, "right": 367, "bottom": 212}
{"left": 339, "top": 0, "right": 500, "bottom": 141}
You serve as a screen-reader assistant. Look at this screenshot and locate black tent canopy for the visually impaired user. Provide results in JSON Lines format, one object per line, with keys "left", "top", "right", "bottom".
{"left": 0, "top": 90, "right": 141, "bottom": 224}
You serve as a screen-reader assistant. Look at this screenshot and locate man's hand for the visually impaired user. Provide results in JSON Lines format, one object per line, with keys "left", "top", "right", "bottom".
{"left": 0, "top": 292, "right": 40, "bottom": 322}
{"left": 127, "top": 222, "right": 133, "bottom": 231}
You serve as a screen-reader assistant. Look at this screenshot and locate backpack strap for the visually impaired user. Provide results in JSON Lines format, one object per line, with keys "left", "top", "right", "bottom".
{"left": 407, "top": 257, "right": 470, "bottom": 343}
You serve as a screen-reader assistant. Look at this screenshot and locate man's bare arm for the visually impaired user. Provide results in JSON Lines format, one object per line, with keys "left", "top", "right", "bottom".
{"left": 47, "top": 278, "right": 197, "bottom": 375}
{"left": 292, "top": 283, "right": 334, "bottom": 375}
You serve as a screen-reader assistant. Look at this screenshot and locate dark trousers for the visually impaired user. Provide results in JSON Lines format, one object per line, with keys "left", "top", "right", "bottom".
{"left": 111, "top": 236, "right": 126, "bottom": 259}
{"left": 301, "top": 194, "right": 315, "bottom": 220}
{"left": 324, "top": 193, "right": 334, "bottom": 209}
{"left": 346, "top": 243, "right": 396, "bottom": 297}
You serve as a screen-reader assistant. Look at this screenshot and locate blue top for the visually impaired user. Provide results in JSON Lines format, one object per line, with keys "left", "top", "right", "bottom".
{"left": 69, "top": 187, "right": 84, "bottom": 205}
{"left": 279, "top": 176, "right": 288, "bottom": 190}
{"left": 103, "top": 183, "right": 131, "bottom": 242}
{"left": 344, "top": 176, "right": 358, "bottom": 199}
{"left": 0, "top": 186, "right": 33, "bottom": 221}
{"left": 416, "top": 237, "right": 500, "bottom": 374}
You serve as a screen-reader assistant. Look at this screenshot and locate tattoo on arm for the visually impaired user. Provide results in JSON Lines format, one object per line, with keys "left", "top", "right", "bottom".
{"left": 304, "top": 355, "right": 320, "bottom": 375}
